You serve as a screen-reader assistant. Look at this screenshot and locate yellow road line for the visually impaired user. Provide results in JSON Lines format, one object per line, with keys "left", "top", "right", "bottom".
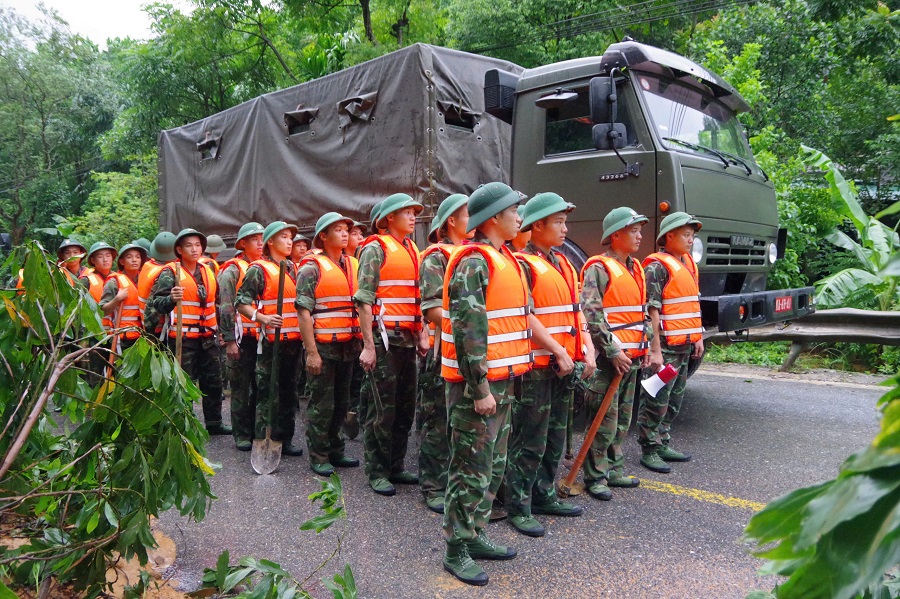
{"left": 641, "top": 480, "right": 767, "bottom": 511}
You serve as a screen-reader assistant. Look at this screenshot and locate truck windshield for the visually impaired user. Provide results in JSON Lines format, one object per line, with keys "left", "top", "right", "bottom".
{"left": 634, "top": 72, "right": 757, "bottom": 167}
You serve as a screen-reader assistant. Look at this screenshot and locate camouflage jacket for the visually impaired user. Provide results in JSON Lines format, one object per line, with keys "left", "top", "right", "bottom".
{"left": 446, "top": 231, "right": 528, "bottom": 403}
{"left": 581, "top": 252, "right": 651, "bottom": 359}
{"left": 353, "top": 237, "right": 416, "bottom": 348}
{"left": 644, "top": 250, "right": 693, "bottom": 353}
{"left": 295, "top": 255, "right": 361, "bottom": 362}
{"left": 217, "top": 261, "right": 241, "bottom": 343}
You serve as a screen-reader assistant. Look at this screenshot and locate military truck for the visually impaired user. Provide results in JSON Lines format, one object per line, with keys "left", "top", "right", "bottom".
{"left": 158, "top": 41, "right": 813, "bottom": 337}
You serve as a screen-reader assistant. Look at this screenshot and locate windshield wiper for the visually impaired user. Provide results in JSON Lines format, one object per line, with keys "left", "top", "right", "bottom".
{"left": 663, "top": 137, "right": 730, "bottom": 169}
{"left": 716, "top": 148, "right": 754, "bottom": 177}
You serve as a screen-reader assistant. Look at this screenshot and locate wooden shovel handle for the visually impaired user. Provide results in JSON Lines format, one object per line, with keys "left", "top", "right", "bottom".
{"left": 561, "top": 372, "right": 623, "bottom": 489}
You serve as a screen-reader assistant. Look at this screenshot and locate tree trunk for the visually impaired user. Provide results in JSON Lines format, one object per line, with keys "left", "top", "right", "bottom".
{"left": 360, "top": 0, "right": 375, "bottom": 43}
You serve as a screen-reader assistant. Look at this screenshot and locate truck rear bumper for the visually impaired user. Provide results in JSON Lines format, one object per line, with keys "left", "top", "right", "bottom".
{"left": 701, "top": 287, "right": 815, "bottom": 333}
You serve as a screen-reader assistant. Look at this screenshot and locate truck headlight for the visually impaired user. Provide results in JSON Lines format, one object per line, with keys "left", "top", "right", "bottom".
{"left": 768, "top": 242, "right": 778, "bottom": 264}
{"left": 691, "top": 237, "right": 704, "bottom": 263}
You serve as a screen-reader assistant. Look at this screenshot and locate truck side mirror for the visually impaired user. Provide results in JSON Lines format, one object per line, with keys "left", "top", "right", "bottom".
{"left": 589, "top": 71, "right": 628, "bottom": 150}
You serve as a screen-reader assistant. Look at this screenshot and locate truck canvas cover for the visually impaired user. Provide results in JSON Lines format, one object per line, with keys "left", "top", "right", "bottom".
{"left": 158, "top": 44, "right": 524, "bottom": 237}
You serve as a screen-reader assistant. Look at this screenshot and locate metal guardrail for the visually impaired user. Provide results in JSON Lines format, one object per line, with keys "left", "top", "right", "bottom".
{"left": 706, "top": 308, "right": 900, "bottom": 371}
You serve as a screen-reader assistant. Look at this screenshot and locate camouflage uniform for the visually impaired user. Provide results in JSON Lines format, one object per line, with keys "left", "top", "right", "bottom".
{"left": 296, "top": 257, "right": 361, "bottom": 466}
{"left": 218, "top": 259, "right": 259, "bottom": 444}
{"left": 580, "top": 255, "right": 648, "bottom": 483}
{"left": 354, "top": 242, "right": 419, "bottom": 482}
{"left": 637, "top": 254, "right": 693, "bottom": 453}
{"left": 235, "top": 261, "right": 301, "bottom": 444}
{"left": 505, "top": 242, "right": 572, "bottom": 517}
{"left": 147, "top": 265, "right": 225, "bottom": 426}
{"left": 418, "top": 238, "right": 451, "bottom": 501}
{"left": 443, "top": 232, "right": 520, "bottom": 545}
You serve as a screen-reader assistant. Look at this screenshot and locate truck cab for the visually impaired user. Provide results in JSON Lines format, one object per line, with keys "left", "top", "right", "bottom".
{"left": 485, "top": 40, "right": 814, "bottom": 334}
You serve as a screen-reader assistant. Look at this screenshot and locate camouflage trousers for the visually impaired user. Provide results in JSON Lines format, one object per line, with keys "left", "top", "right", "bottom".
{"left": 417, "top": 348, "right": 448, "bottom": 499}
{"left": 638, "top": 349, "right": 691, "bottom": 453}
{"left": 228, "top": 336, "right": 259, "bottom": 443}
{"left": 255, "top": 339, "right": 300, "bottom": 444}
{"left": 348, "top": 359, "right": 365, "bottom": 423}
{"left": 305, "top": 347, "right": 356, "bottom": 465}
{"left": 166, "top": 337, "right": 224, "bottom": 426}
{"left": 443, "top": 381, "right": 512, "bottom": 544}
{"left": 582, "top": 356, "right": 641, "bottom": 482}
{"left": 505, "top": 371, "right": 571, "bottom": 516}
{"left": 362, "top": 344, "right": 417, "bottom": 481}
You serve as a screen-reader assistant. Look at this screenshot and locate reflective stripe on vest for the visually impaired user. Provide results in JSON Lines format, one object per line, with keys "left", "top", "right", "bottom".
{"left": 441, "top": 243, "right": 532, "bottom": 383}
{"left": 110, "top": 273, "right": 142, "bottom": 340}
{"left": 138, "top": 260, "right": 168, "bottom": 334}
{"left": 581, "top": 255, "right": 649, "bottom": 358}
{"left": 302, "top": 253, "right": 361, "bottom": 344}
{"left": 643, "top": 252, "right": 703, "bottom": 345}
{"left": 420, "top": 243, "right": 453, "bottom": 349}
{"left": 165, "top": 262, "right": 218, "bottom": 339}
{"left": 251, "top": 259, "right": 301, "bottom": 342}
{"left": 360, "top": 234, "right": 422, "bottom": 334}
{"left": 219, "top": 257, "right": 258, "bottom": 340}
{"left": 516, "top": 251, "right": 584, "bottom": 368}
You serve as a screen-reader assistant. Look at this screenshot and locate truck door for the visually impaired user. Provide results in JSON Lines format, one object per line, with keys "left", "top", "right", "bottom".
{"left": 511, "top": 79, "right": 657, "bottom": 265}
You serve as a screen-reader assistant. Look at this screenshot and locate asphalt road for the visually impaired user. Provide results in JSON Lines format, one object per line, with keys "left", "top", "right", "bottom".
{"left": 158, "top": 365, "right": 885, "bottom": 598}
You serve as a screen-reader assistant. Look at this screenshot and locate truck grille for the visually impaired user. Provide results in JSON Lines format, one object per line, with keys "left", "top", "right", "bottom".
{"left": 706, "top": 236, "right": 767, "bottom": 266}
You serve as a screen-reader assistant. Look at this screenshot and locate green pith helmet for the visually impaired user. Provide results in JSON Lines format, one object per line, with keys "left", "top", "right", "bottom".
{"left": 174, "top": 228, "right": 207, "bottom": 255}
{"left": 150, "top": 231, "right": 177, "bottom": 262}
{"left": 351, "top": 220, "right": 367, "bottom": 235}
{"left": 117, "top": 243, "right": 148, "bottom": 267}
{"left": 293, "top": 232, "right": 310, "bottom": 244}
{"left": 369, "top": 201, "right": 384, "bottom": 230}
{"left": 263, "top": 221, "right": 298, "bottom": 245}
{"left": 235, "top": 222, "right": 265, "bottom": 251}
{"left": 87, "top": 241, "right": 117, "bottom": 267}
{"left": 133, "top": 237, "right": 152, "bottom": 252}
{"left": 57, "top": 238, "right": 86, "bottom": 258}
{"left": 516, "top": 204, "right": 527, "bottom": 220}
{"left": 428, "top": 193, "right": 469, "bottom": 243}
{"left": 519, "top": 192, "right": 575, "bottom": 233}
{"left": 375, "top": 193, "right": 424, "bottom": 230}
{"left": 467, "top": 182, "right": 521, "bottom": 231}
{"left": 601, "top": 207, "right": 649, "bottom": 245}
{"left": 656, "top": 211, "right": 702, "bottom": 246}
{"left": 313, "top": 212, "right": 355, "bottom": 249}
{"left": 206, "top": 234, "right": 227, "bottom": 254}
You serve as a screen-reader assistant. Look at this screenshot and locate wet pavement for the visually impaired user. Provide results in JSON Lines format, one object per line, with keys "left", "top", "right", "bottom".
{"left": 158, "top": 364, "right": 886, "bottom": 598}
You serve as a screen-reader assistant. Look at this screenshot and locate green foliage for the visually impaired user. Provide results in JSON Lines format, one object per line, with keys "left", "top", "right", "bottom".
{"left": 201, "top": 474, "right": 356, "bottom": 598}
{"left": 705, "top": 341, "right": 790, "bottom": 367}
{"left": 803, "top": 146, "right": 900, "bottom": 310}
{"left": 66, "top": 155, "right": 159, "bottom": 250}
{"left": 0, "top": 242, "right": 215, "bottom": 596}
{"left": 743, "top": 373, "right": 900, "bottom": 599}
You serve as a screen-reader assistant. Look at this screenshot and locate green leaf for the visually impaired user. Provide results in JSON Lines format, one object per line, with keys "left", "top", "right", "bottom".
{"left": 875, "top": 199, "right": 900, "bottom": 220}
{"left": 814, "top": 268, "right": 882, "bottom": 308}
{"left": 215, "top": 550, "right": 229, "bottom": 591}
{"left": 801, "top": 145, "right": 867, "bottom": 232}
{"left": 222, "top": 567, "right": 255, "bottom": 593}
{"left": 86, "top": 510, "right": 100, "bottom": 534}
{"left": 880, "top": 254, "right": 900, "bottom": 278}
{"left": 744, "top": 482, "right": 831, "bottom": 546}
{"left": 825, "top": 229, "right": 873, "bottom": 271}
{"left": 104, "top": 502, "right": 119, "bottom": 528}
{"left": 0, "top": 580, "right": 19, "bottom": 599}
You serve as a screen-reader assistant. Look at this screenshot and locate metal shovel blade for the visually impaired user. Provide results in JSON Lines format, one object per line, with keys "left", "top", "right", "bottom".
{"left": 250, "top": 426, "right": 282, "bottom": 475}
{"left": 557, "top": 478, "right": 586, "bottom": 498}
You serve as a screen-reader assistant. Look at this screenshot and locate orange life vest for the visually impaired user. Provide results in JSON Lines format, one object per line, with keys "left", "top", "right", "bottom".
{"left": 360, "top": 234, "right": 422, "bottom": 335}
{"left": 80, "top": 269, "right": 106, "bottom": 302}
{"left": 582, "top": 255, "right": 648, "bottom": 358}
{"left": 517, "top": 251, "right": 585, "bottom": 368}
{"left": 302, "top": 253, "right": 361, "bottom": 344}
{"left": 61, "top": 266, "right": 84, "bottom": 287}
{"left": 219, "top": 257, "right": 258, "bottom": 340}
{"left": 419, "top": 243, "right": 453, "bottom": 349}
{"left": 441, "top": 243, "right": 532, "bottom": 383}
{"left": 108, "top": 272, "right": 142, "bottom": 340}
{"left": 15, "top": 269, "right": 24, "bottom": 296}
{"left": 643, "top": 251, "right": 702, "bottom": 346}
{"left": 199, "top": 256, "right": 219, "bottom": 275}
{"left": 138, "top": 260, "right": 167, "bottom": 334}
{"left": 164, "top": 262, "right": 218, "bottom": 339}
{"left": 80, "top": 269, "right": 114, "bottom": 329}
{"left": 251, "top": 259, "right": 301, "bottom": 342}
